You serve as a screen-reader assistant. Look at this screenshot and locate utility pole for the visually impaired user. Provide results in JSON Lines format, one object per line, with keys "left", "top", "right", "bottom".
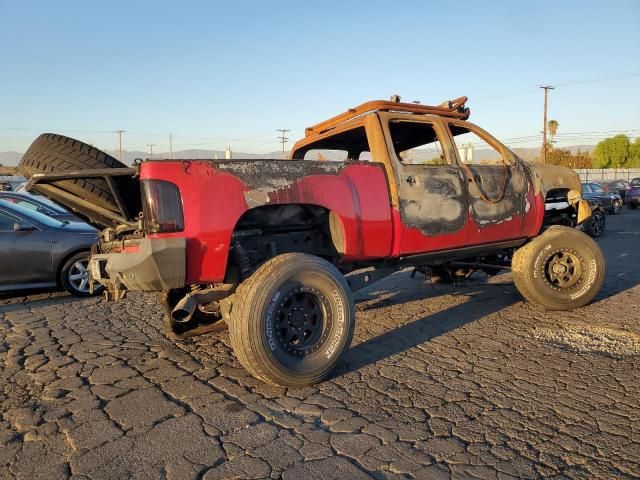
{"left": 115, "top": 130, "right": 125, "bottom": 162}
{"left": 540, "top": 85, "right": 554, "bottom": 163}
{"left": 277, "top": 129, "right": 290, "bottom": 159}
{"left": 169, "top": 133, "right": 173, "bottom": 160}
{"left": 147, "top": 144, "right": 156, "bottom": 158}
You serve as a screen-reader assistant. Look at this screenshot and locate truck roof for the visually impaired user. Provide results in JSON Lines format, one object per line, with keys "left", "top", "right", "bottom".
{"left": 304, "top": 96, "right": 471, "bottom": 137}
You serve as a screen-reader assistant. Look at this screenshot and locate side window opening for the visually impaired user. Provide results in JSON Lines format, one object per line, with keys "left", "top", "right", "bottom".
{"left": 389, "top": 121, "right": 447, "bottom": 165}
{"left": 294, "top": 126, "right": 370, "bottom": 162}
{"left": 449, "top": 125, "right": 505, "bottom": 165}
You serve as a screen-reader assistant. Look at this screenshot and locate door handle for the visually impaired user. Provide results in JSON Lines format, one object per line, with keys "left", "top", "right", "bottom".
{"left": 406, "top": 175, "right": 418, "bottom": 185}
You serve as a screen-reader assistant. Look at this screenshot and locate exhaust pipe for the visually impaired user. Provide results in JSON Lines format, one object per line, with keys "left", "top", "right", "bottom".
{"left": 170, "top": 279, "right": 238, "bottom": 323}
{"left": 171, "top": 294, "right": 200, "bottom": 323}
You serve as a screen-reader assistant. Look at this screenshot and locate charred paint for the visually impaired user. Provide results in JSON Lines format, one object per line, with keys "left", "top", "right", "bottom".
{"left": 465, "top": 162, "right": 529, "bottom": 226}
{"left": 397, "top": 167, "right": 467, "bottom": 236}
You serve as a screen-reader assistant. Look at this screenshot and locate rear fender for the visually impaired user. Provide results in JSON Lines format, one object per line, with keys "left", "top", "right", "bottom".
{"left": 141, "top": 160, "right": 394, "bottom": 283}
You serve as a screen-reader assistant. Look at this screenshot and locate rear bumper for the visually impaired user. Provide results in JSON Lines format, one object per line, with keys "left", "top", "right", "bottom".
{"left": 90, "top": 237, "right": 186, "bottom": 295}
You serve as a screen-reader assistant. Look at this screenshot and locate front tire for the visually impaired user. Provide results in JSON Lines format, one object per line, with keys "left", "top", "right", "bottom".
{"left": 610, "top": 200, "right": 622, "bottom": 215}
{"left": 228, "top": 253, "right": 355, "bottom": 387}
{"left": 512, "top": 226, "right": 605, "bottom": 310}
{"left": 584, "top": 209, "right": 605, "bottom": 238}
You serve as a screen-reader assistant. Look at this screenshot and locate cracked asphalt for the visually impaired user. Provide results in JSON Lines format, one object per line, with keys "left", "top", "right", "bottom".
{"left": 1, "top": 211, "right": 639, "bottom": 480}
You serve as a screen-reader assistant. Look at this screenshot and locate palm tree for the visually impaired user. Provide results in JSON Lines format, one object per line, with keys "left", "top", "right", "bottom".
{"left": 547, "top": 120, "right": 559, "bottom": 144}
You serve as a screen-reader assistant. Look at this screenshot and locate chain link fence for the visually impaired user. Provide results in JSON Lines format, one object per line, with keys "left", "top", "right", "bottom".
{"left": 574, "top": 169, "right": 640, "bottom": 182}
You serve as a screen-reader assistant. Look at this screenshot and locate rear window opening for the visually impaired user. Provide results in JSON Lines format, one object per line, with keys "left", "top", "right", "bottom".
{"left": 292, "top": 127, "right": 370, "bottom": 161}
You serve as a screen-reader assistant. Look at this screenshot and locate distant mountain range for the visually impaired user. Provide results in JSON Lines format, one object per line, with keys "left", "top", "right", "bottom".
{"left": 0, "top": 145, "right": 597, "bottom": 167}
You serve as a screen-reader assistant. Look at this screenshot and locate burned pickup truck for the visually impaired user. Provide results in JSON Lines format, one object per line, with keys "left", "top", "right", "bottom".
{"left": 19, "top": 96, "right": 604, "bottom": 386}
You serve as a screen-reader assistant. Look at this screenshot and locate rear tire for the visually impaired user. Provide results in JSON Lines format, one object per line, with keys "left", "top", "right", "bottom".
{"left": 18, "top": 133, "right": 137, "bottom": 214}
{"left": 228, "top": 253, "right": 355, "bottom": 387}
{"left": 512, "top": 226, "right": 605, "bottom": 310}
{"left": 629, "top": 202, "right": 638, "bottom": 210}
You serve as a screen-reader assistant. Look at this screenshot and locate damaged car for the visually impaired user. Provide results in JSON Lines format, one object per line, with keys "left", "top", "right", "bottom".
{"left": 18, "top": 96, "right": 605, "bottom": 386}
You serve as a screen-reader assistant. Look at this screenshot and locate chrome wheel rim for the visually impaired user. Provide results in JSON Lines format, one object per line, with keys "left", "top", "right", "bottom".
{"left": 68, "top": 260, "right": 90, "bottom": 293}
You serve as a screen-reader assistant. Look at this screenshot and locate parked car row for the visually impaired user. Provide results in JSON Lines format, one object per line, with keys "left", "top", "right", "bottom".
{"left": 595, "top": 178, "right": 640, "bottom": 209}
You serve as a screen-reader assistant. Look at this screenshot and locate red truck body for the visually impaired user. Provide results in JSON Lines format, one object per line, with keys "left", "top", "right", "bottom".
{"left": 140, "top": 159, "right": 545, "bottom": 285}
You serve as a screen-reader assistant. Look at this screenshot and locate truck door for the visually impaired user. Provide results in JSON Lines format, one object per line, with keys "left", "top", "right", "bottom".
{"left": 446, "top": 121, "right": 532, "bottom": 246}
{"left": 388, "top": 118, "right": 469, "bottom": 255}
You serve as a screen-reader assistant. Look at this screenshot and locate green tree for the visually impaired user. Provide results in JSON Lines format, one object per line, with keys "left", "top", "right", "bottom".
{"left": 547, "top": 148, "right": 592, "bottom": 168}
{"left": 629, "top": 138, "right": 640, "bottom": 168}
{"left": 593, "top": 135, "right": 631, "bottom": 168}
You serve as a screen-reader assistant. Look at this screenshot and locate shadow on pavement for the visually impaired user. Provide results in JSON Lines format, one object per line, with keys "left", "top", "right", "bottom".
{"left": 0, "top": 289, "right": 87, "bottom": 314}
{"left": 336, "top": 279, "right": 516, "bottom": 377}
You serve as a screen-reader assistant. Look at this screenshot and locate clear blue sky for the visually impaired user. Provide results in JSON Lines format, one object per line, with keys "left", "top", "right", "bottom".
{"left": 1, "top": 0, "right": 639, "bottom": 154}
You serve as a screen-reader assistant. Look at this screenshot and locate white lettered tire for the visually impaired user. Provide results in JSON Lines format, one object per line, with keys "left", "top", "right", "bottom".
{"left": 228, "top": 253, "right": 355, "bottom": 386}
{"left": 512, "top": 226, "right": 605, "bottom": 310}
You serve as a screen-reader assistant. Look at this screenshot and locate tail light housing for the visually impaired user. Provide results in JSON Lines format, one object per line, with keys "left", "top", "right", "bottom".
{"left": 141, "top": 179, "right": 184, "bottom": 234}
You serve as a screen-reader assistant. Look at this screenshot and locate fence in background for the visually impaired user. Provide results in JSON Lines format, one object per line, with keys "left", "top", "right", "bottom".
{"left": 574, "top": 169, "right": 640, "bottom": 182}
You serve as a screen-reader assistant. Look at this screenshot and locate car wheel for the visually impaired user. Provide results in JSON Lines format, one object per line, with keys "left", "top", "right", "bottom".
{"left": 611, "top": 200, "right": 622, "bottom": 215}
{"left": 228, "top": 253, "right": 355, "bottom": 387}
{"left": 584, "top": 209, "right": 605, "bottom": 238}
{"left": 629, "top": 202, "right": 638, "bottom": 210}
{"left": 512, "top": 226, "right": 605, "bottom": 311}
{"left": 60, "top": 252, "right": 100, "bottom": 297}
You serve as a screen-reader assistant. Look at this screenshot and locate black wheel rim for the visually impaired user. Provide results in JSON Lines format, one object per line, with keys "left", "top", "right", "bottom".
{"left": 273, "top": 286, "right": 331, "bottom": 357}
{"left": 544, "top": 249, "right": 584, "bottom": 290}
{"left": 591, "top": 213, "right": 604, "bottom": 236}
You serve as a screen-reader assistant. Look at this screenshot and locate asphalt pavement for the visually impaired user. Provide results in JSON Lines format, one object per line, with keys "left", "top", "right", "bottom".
{"left": 1, "top": 210, "right": 639, "bottom": 479}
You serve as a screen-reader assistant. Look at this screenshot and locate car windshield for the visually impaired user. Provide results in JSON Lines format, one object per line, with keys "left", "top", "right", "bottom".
{"left": 632, "top": 178, "right": 640, "bottom": 186}
{"left": 0, "top": 199, "right": 65, "bottom": 228}
{"left": 591, "top": 184, "right": 604, "bottom": 193}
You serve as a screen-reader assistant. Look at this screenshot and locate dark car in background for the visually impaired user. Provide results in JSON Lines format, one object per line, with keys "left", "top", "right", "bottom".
{"left": 581, "top": 182, "right": 623, "bottom": 214}
{"left": 0, "top": 191, "right": 80, "bottom": 222}
{"left": 627, "top": 178, "right": 640, "bottom": 209}
{"left": 602, "top": 179, "right": 631, "bottom": 203}
{"left": 0, "top": 199, "right": 99, "bottom": 296}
